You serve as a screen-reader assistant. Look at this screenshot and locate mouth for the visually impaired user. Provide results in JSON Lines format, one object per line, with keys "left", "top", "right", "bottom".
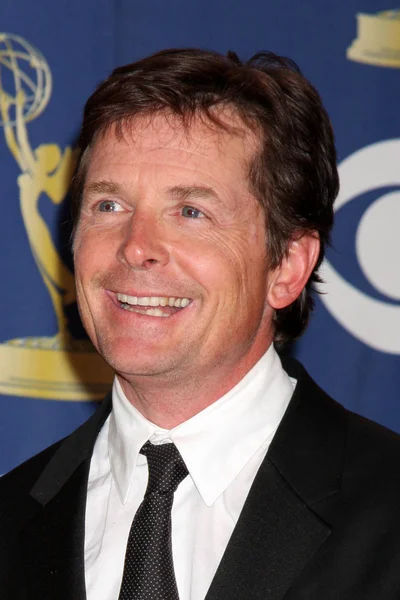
{"left": 116, "top": 293, "right": 191, "bottom": 318}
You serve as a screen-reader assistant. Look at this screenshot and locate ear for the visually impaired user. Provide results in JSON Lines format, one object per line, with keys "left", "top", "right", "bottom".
{"left": 267, "top": 232, "right": 320, "bottom": 310}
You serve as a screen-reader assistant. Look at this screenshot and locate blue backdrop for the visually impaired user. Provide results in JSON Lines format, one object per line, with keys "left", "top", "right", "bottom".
{"left": 1, "top": 0, "right": 399, "bottom": 474}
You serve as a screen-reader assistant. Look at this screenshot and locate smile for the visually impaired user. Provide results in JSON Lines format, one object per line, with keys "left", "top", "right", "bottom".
{"left": 116, "top": 293, "right": 191, "bottom": 318}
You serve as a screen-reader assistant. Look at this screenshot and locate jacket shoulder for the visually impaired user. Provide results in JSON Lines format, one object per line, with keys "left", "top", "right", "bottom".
{"left": 0, "top": 394, "right": 112, "bottom": 504}
{"left": 279, "top": 356, "right": 400, "bottom": 501}
{"left": 0, "top": 395, "right": 112, "bottom": 524}
{"left": 344, "top": 409, "right": 400, "bottom": 478}
{"left": 283, "top": 355, "right": 400, "bottom": 461}
{"left": 0, "top": 440, "right": 63, "bottom": 501}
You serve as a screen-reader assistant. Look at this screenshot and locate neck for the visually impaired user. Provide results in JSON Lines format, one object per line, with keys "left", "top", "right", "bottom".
{"left": 116, "top": 347, "right": 272, "bottom": 429}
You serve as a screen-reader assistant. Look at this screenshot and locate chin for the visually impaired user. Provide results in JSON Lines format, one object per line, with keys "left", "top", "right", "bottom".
{"left": 98, "top": 339, "right": 175, "bottom": 378}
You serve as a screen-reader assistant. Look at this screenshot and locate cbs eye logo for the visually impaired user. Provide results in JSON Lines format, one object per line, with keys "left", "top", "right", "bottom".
{"left": 319, "top": 138, "right": 400, "bottom": 355}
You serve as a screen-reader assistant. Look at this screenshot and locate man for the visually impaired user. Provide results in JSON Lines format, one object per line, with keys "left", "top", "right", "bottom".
{"left": 1, "top": 48, "right": 400, "bottom": 600}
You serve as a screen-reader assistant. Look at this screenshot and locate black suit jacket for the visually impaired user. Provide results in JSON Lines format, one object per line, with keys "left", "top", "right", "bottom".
{"left": 1, "top": 358, "right": 400, "bottom": 599}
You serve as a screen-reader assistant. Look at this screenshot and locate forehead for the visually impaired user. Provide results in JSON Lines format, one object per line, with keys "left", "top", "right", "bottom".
{"left": 86, "top": 110, "right": 259, "bottom": 182}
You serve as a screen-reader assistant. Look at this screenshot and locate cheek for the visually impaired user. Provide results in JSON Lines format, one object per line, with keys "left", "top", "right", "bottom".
{"left": 74, "top": 224, "right": 116, "bottom": 277}
{"left": 176, "top": 228, "right": 266, "bottom": 301}
{"left": 210, "top": 232, "right": 269, "bottom": 312}
{"left": 73, "top": 221, "right": 92, "bottom": 270}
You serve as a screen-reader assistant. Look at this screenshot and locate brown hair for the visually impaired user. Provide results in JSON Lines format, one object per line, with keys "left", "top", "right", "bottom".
{"left": 71, "top": 48, "right": 339, "bottom": 345}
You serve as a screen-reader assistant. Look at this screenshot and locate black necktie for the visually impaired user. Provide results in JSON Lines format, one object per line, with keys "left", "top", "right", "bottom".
{"left": 118, "top": 441, "right": 189, "bottom": 600}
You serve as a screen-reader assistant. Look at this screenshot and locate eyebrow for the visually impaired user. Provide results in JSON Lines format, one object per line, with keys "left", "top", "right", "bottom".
{"left": 83, "top": 181, "right": 122, "bottom": 197}
{"left": 166, "top": 184, "right": 222, "bottom": 204}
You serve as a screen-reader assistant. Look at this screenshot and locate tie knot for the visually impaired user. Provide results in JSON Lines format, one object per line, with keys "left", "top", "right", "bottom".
{"left": 140, "top": 441, "right": 188, "bottom": 494}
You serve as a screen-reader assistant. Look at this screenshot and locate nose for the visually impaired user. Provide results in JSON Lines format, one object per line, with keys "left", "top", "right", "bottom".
{"left": 117, "top": 210, "right": 170, "bottom": 270}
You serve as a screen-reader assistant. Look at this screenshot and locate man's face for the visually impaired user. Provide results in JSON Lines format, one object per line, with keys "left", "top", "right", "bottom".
{"left": 74, "top": 113, "right": 276, "bottom": 389}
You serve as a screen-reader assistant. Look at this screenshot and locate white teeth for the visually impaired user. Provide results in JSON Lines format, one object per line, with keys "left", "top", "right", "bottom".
{"left": 138, "top": 297, "right": 149, "bottom": 306}
{"left": 121, "top": 305, "right": 169, "bottom": 317}
{"left": 116, "top": 293, "right": 191, "bottom": 309}
{"left": 142, "top": 308, "right": 169, "bottom": 318}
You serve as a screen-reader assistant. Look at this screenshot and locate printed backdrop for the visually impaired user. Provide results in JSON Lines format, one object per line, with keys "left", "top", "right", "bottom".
{"left": 1, "top": 0, "right": 399, "bottom": 474}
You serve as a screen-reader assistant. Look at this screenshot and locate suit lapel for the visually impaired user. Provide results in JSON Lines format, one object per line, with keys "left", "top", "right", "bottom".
{"left": 21, "top": 460, "right": 90, "bottom": 600}
{"left": 205, "top": 458, "right": 330, "bottom": 600}
{"left": 207, "top": 358, "right": 346, "bottom": 600}
{"left": 20, "top": 395, "right": 112, "bottom": 600}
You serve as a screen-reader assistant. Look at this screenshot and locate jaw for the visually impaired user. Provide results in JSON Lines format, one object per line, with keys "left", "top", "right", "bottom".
{"left": 78, "top": 278, "right": 275, "bottom": 412}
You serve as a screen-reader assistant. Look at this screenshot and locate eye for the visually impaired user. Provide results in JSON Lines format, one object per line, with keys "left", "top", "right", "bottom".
{"left": 181, "top": 206, "right": 205, "bottom": 219}
{"left": 98, "top": 200, "right": 124, "bottom": 212}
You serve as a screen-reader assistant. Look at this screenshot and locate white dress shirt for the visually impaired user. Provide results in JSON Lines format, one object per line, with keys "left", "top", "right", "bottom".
{"left": 84, "top": 346, "right": 295, "bottom": 600}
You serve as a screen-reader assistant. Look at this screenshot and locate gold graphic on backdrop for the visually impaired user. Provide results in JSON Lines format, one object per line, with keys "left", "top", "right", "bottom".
{"left": 347, "top": 9, "right": 400, "bottom": 68}
{"left": 0, "top": 33, "right": 113, "bottom": 400}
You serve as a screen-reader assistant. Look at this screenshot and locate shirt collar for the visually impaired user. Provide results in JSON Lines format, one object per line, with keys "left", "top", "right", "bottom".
{"left": 109, "top": 345, "right": 294, "bottom": 506}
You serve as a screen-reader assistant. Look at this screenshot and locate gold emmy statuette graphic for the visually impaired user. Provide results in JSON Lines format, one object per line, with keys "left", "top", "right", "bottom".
{"left": 347, "top": 9, "right": 400, "bottom": 68}
{"left": 0, "top": 33, "right": 113, "bottom": 400}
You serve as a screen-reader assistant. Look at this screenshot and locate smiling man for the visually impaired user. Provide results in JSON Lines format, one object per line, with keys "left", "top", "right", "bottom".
{"left": 74, "top": 110, "right": 304, "bottom": 427}
{"left": 2, "top": 49, "right": 400, "bottom": 600}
